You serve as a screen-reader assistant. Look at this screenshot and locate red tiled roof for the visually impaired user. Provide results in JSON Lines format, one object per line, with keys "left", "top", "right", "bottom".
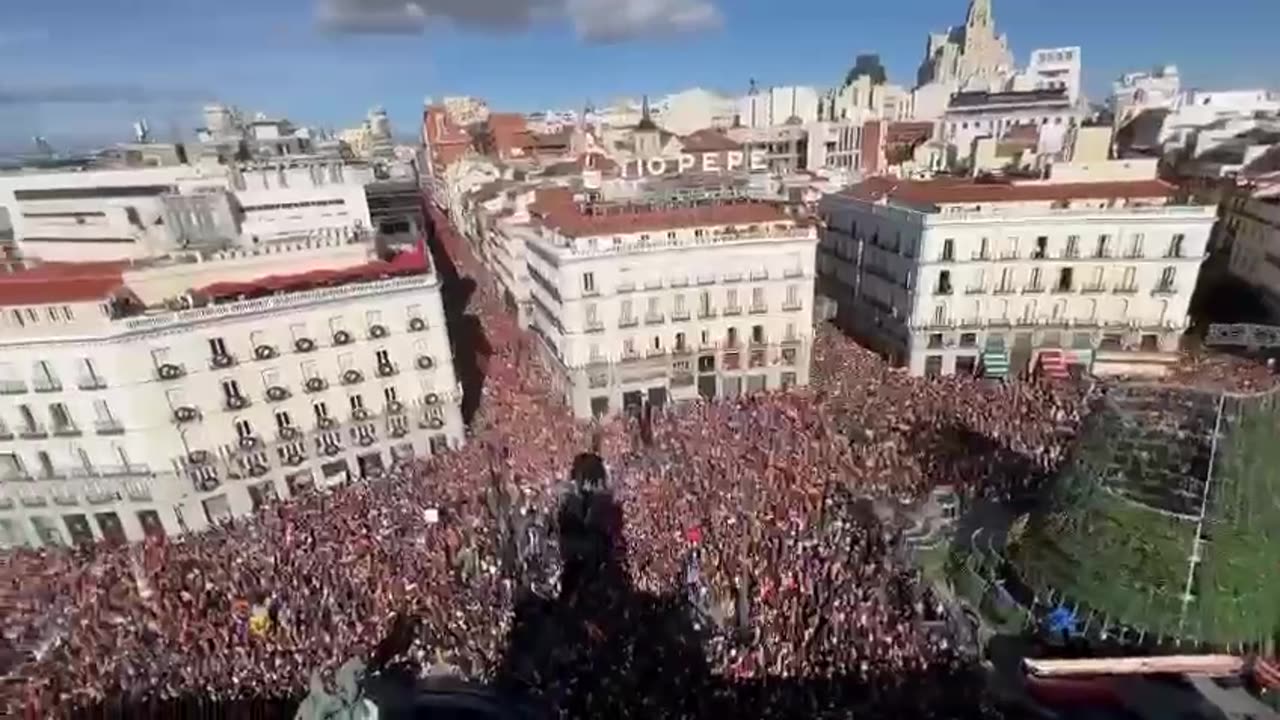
{"left": 843, "top": 176, "right": 1178, "bottom": 207}
{"left": 0, "top": 261, "right": 129, "bottom": 305}
{"left": 533, "top": 201, "right": 791, "bottom": 238}
{"left": 196, "top": 240, "right": 430, "bottom": 302}
{"left": 680, "top": 129, "right": 742, "bottom": 153}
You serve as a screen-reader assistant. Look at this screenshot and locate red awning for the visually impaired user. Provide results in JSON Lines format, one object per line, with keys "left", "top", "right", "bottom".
{"left": 194, "top": 243, "right": 430, "bottom": 302}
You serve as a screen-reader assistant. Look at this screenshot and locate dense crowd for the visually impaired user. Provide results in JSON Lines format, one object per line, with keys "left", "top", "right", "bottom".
{"left": 0, "top": 207, "right": 1269, "bottom": 718}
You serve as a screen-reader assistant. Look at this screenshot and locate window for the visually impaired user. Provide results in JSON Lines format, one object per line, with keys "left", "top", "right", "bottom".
{"left": 751, "top": 325, "right": 765, "bottom": 344}
{"left": 674, "top": 294, "right": 686, "bottom": 314}
{"left": 1090, "top": 266, "right": 1104, "bottom": 289}
{"left": 92, "top": 399, "right": 114, "bottom": 422}
{"left": 337, "top": 353, "right": 354, "bottom": 371}
{"left": 349, "top": 394, "right": 364, "bottom": 411}
{"left": 1033, "top": 236, "right": 1047, "bottom": 259}
{"left": 785, "top": 285, "right": 799, "bottom": 307}
{"left": 37, "top": 451, "right": 55, "bottom": 478}
{"left": 1168, "top": 233, "right": 1185, "bottom": 258}
{"left": 1121, "top": 266, "right": 1136, "bottom": 289}
{"left": 585, "top": 303, "right": 598, "bottom": 324}
{"left": 47, "top": 307, "right": 59, "bottom": 322}
{"left": 589, "top": 343, "right": 602, "bottom": 361}
{"left": 50, "top": 403, "right": 73, "bottom": 429}
{"left": 647, "top": 296, "right": 660, "bottom": 316}
{"left": 941, "top": 238, "right": 955, "bottom": 261}
{"left": 1127, "top": 233, "right": 1144, "bottom": 258}
{"left": 620, "top": 299, "right": 634, "bottom": 321}
{"left": 699, "top": 291, "right": 712, "bottom": 316}
{"left": 751, "top": 287, "right": 765, "bottom": 308}
{"left": 234, "top": 419, "right": 253, "bottom": 439}
{"left": 623, "top": 338, "right": 636, "bottom": 356}
{"left": 208, "top": 337, "right": 228, "bottom": 357}
{"left": 666, "top": 231, "right": 676, "bottom": 240}
{"left": 221, "top": 379, "right": 242, "bottom": 399}
{"left": 1004, "top": 236, "right": 1018, "bottom": 258}
{"left": 582, "top": 272, "right": 596, "bottom": 294}
{"left": 1056, "top": 268, "right": 1073, "bottom": 292}
{"left": 1094, "top": 234, "right": 1111, "bottom": 258}
{"left": 933, "top": 304, "right": 947, "bottom": 325}
{"left": 375, "top": 349, "right": 391, "bottom": 367}
{"left": 726, "top": 288, "right": 738, "bottom": 308}
{"left": 1065, "top": 235, "right": 1079, "bottom": 258}
{"left": 998, "top": 268, "right": 1013, "bottom": 292}
{"left": 275, "top": 411, "right": 292, "bottom": 429}
{"left": 936, "top": 271, "right": 952, "bottom": 295}
{"left": 11, "top": 310, "right": 23, "bottom": 327}
{"left": 1029, "top": 268, "right": 1042, "bottom": 290}
{"left": 328, "top": 316, "right": 346, "bottom": 333}
{"left": 651, "top": 336, "right": 662, "bottom": 350}
{"left": 1157, "top": 266, "right": 1176, "bottom": 290}
{"left": 383, "top": 386, "right": 398, "bottom": 404}
{"left": 365, "top": 310, "right": 382, "bottom": 325}
{"left": 978, "top": 237, "right": 990, "bottom": 259}
{"left": 313, "top": 402, "right": 329, "bottom": 420}
{"left": 675, "top": 332, "right": 687, "bottom": 351}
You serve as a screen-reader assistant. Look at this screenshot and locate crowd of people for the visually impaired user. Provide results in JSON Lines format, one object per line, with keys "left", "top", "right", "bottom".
{"left": 0, "top": 206, "right": 1271, "bottom": 718}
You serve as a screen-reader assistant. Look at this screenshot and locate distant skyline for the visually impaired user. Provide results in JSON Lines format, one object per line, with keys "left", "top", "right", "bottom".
{"left": 2, "top": 0, "right": 1278, "bottom": 153}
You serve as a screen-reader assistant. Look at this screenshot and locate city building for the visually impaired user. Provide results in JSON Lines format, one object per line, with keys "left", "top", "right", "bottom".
{"left": 1009, "top": 47, "right": 1083, "bottom": 105}
{"left": 1111, "top": 66, "right": 1182, "bottom": 132}
{"left": 0, "top": 156, "right": 380, "bottom": 263}
{"left": 942, "top": 88, "right": 1084, "bottom": 165}
{"left": 1220, "top": 195, "right": 1280, "bottom": 318}
{"left": 916, "top": 0, "right": 1015, "bottom": 91}
{"left": 0, "top": 164, "right": 237, "bottom": 262}
{"left": 654, "top": 88, "right": 738, "bottom": 135}
{"left": 0, "top": 239, "right": 462, "bottom": 547}
{"left": 816, "top": 170, "right": 1216, "bottom": 379}
{"left": 340, "top": 106, "right": 396, "bottom": 159}
{"left": 508, "top": 186, "right": 817, "bottom": 418}
{"left": 737, "top": 85, "right": 822, "bottom": 129}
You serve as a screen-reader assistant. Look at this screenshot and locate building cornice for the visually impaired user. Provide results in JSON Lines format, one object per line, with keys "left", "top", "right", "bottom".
{"left": 0, "top": 274, "right": 441, "bottom": 350}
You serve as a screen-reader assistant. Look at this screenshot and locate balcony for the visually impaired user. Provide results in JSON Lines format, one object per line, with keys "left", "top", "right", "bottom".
{"left": 94, "top": 418, "right": 126, "bottom": 435}
{"left": 616, "top": 281, "right": 636, "bottom": 293}
{"left": 1152, "top": 285, "right": 1177, "bottom": 296}
{"left": 672, "top": 344, "right": 692, "bottom": 356}
{"left": 1022, "top": 284, "right": 1045, "bottom": 294}
{"left": 584, "top": 320, "right": 605, "bottom": 334}
{"left": 0, "top": 380, "right": 26, "bottom": 395}
{"left": 52, "top": 423, "right": 82, "bottom": 438}
{"left": 156, "top": 363, "right": 187, "bottom": 381}
{"left": 749, "top": 304, "right": 768, "bottom": 315}
{"left": 782, "top": 300, "right": 804, "bottom": 311}
{"left": 970, "top": 251, "right": 992, "bottom": 261}
{"left": 697, "top": 308, "right": 718, "bottom": 320}
{"left": 670, "top": 309, "right": 691, "bottom": 322}
{"left": 33, "top": 378, "right": 62, "bottom": 393}
{"left": 77, "top": 375, "right": 108, "bottom": 390}
{"left": 965, "top": 285, "right": 987, "bottom": 295}
{"left": 1080, "top": 284, "right": 1107, "bottom": 294}
{"left": 618, "top": 316, "right": 639, "bottom": 329}
{"left": 933, "top": 285, "right": 953, "bottom": 296}
{"left": 1113, "top": 284, "right": 1139, "bottom": 295}
{"left": 0, "top": 426, "right": 12, "bottom": 440}
{"left": 722, "top": 305, "right": 743, "bottom": 316}
{"left": 644, "top": 312, "right": 665, "bottom": 325}
{"left": 992, "top": 285, "right": 1017, "bottom": 295}
{"left": 19, "top": 423, "right": 48, "bottom": 439}
{"left": 224, "top": 395, "right": 252, "bottom": 411}
{"left": 209, "top": 353, "right": 238, "bottom": 370}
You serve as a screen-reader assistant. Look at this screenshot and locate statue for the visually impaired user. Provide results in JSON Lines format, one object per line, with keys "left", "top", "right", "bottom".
{"left": 294, "top": 658, "right": 379, "bottom": 720}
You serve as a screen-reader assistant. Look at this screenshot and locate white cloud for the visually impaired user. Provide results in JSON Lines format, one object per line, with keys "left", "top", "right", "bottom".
{"left": 565, "top": 0, "right": 720, "bottom": 42}
{"left": 318, "top": 0, "right": 720, "bottom": 41}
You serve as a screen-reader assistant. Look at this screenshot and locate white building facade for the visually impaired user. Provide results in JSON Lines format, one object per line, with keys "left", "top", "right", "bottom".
{"left": 817, "top": 177, "right": 1215, "bottom": 378}
{"left": 1011, "top": 47, "right": 1083, "bottom": 105}
{"left": 942, "top": 89, "right": 1084, "bottom": 161}
{"left": 515, "top": 195, "right": 817, "bottom": 418}
{"left": 0, "top": 242, "right": 463, "bottom": 548}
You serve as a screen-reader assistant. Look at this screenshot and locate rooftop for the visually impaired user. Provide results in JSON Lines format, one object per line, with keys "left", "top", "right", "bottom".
{"left": 842, "top": 175, "right": 1179, "bottom": 209}
{"left": 679, "top": 129, "right": 742, "bottom": 153}
{"left": 948, "top": 88, "right": 1072, "bottom": 110}
{"left": 531, "top": 198, "right": 792, "bottom": 238}
{"left": 0, "top": 261, "right": 129, "bottom": 305}
{"left": 0, "top": 241, "right": 430, "bottom": 308}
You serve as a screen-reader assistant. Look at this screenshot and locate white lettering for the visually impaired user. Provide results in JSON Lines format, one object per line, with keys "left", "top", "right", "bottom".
{"left": 749, "top": 150, "right": 767, "bottom": 172}
{"left": 646, "top": 157, "right": 668, "bottom": 176}
{"left": 678, "top": 154, "right": 696, "bottom": 173}
{"left": 725, "top": 151, "right": 744, "bottom": 172}
{"left": 702, "top": 153, "right": 719, "bottom": 173}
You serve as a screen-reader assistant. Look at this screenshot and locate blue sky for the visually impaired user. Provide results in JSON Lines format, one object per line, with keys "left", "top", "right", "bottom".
{"left": 1, "top": 0, "right": 1278, "bottom": 152}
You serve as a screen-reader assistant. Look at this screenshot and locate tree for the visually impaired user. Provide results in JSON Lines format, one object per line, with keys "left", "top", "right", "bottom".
{"left": 844, "top": 54, "right": 887, "bottom": 87}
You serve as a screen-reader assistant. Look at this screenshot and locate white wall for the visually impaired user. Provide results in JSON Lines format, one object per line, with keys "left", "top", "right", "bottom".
{"left": 232, "top": 163, "right": 374, "bottom": 243}
{"left": 0, "top": 268, "right": 461, "bottom": 546}
{"left": 737, "top": 86, "right": 821, "bottom": 128}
